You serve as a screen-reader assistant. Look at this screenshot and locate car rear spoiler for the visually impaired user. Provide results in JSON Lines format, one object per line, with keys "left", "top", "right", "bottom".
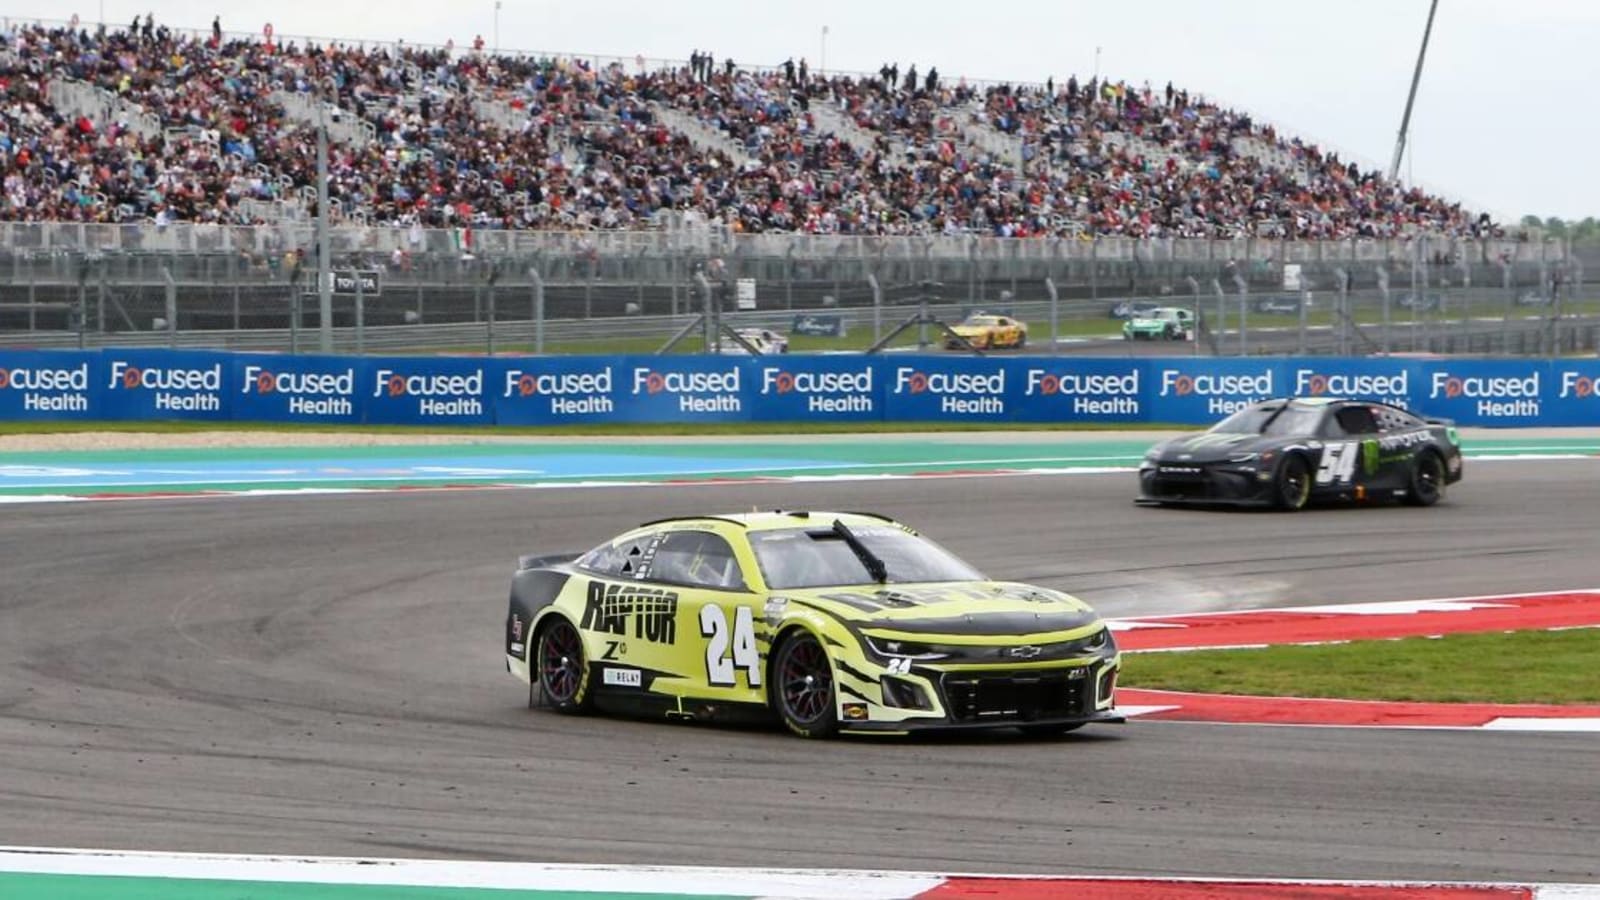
{"left": 518, "top": 552, "right": 581, "bottom": 571}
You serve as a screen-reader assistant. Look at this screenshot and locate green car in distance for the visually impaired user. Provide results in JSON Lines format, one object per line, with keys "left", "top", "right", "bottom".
{"left": 1123, "top": 307, "right": 1196, "bottom": 341}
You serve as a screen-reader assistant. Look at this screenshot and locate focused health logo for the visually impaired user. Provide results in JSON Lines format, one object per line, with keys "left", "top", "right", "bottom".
{"left": 503, "top": 367, "right": 614, "bottom": 415}
{"left": 759, "top": 366, "right": 873, "bottom": 414}
{"left": 241, "top": 365, "right": 357, "bottom": 416}
{"left": 1158, "top": 368, "right": 1274, "bottom": 415}
{"left": 892, "top": 367, "right": 1004, "bottom": 415}
{"left": 106, "top": 359, "right": 224, "bottom": 412}
{"left": 371, "top": 367, "right": 485, "bottom": 417}
{"left": 1294, "top": 368, "right": 1409, "bottom": 408}
{"left": 1428, "top": 370, "right": 1540, "bottom": 418}
{"left": 630, "top": 366, "right": 742, "bottom": 413}
{"left": 0, "top": 362, "right": 91, "bottom": 412}
{"left": 1023, "top": 368, "right": 1140, "bottom": 416}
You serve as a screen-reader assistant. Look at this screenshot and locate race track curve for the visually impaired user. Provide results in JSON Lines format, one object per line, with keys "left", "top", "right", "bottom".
{"left": 1, "top": 459, "right": 1596, "bottom": 883}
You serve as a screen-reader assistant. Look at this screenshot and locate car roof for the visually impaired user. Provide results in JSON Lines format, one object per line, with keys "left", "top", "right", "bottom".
{"left": 637, "top": 510, "right": 900, "bottom": 533}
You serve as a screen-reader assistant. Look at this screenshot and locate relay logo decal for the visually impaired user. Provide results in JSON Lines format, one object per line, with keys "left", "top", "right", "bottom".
{"left": 1023, "top": 367, "right": 1140, "bottom": 418}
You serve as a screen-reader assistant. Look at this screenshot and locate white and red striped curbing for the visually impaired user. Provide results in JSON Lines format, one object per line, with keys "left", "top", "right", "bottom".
{"left": 0, "top": 848, "right": 1595, "bottom": 899}
{"left": 1113, "top": 590, "right": 1600, "bottom": 730}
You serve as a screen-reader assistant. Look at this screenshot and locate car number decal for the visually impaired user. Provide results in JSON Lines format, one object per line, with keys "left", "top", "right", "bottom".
{"left": 1316, "top": 441, "right": 1359, "bottom": 484}
{"left": 700, "top": 605, "right": 762, "bottom": 688}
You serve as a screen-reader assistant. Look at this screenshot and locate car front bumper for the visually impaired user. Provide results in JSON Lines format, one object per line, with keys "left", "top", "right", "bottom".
{"left": 1137, "top": 462, "right": 1276, "bottom": 505}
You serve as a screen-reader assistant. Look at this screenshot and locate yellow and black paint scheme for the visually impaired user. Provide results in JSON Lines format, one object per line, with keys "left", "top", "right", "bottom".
{"left": 944, "top": 313, "right": 1028, "bottom": 350}
{"left": 506, "top": 512, "right": 1121, "bottom": 738}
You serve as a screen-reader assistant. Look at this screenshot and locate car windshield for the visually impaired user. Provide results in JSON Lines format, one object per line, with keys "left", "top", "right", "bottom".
{"left": 1212, "top": 402, "right": 1325, "bottom": 436}
{"left": 963, "top": 316, "right": 1001, "bottom": 326}
{"left": 748, "top": 524, "right": 984, "bottom": 589}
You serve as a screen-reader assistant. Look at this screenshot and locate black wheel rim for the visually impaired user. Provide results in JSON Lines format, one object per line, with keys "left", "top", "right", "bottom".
{"left": 539, "top": 621, "right": 583, "bottom": 703}
{"left": 779, "top": 636, "right": 832, "bottom": 725}
{"left": 1283, "top": 460, "right": 1309, "bottom": 507}
{"left": 1416, "top": 457, "right": 1441, "bottom": 500}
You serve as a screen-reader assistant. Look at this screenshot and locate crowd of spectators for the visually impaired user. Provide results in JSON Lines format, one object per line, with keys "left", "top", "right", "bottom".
{"left": 0, "top": 17, "right": 1495, "bottom": 240}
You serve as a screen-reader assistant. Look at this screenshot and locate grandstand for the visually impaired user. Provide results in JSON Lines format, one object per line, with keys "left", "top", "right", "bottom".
{"left": 1, "top": 15, "right": 1496, "bottom": 241}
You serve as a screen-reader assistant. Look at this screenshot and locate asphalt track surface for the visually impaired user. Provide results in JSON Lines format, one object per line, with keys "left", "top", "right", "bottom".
{"left": 2, "top": 460, "right": 1597, "bottom": 883}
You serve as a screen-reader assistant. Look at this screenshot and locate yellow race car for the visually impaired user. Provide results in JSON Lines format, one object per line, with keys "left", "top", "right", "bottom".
{"left": 505, "top": 511, "right": 1122, "bottom": 738}
{"left": 944, "top": 312, "right": 1028, "bottom": 350}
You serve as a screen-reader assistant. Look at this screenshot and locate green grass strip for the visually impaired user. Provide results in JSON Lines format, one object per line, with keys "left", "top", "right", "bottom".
{"left": 1120, "top": 628, "right": 1600, "bottom": 704}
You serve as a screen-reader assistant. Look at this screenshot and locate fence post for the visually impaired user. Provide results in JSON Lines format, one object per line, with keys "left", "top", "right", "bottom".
{"left": 1334, "top": 267, "right": 1350, "bottom": 357}
{"left": 1377, "top": 266, "right": 1391, "bottom": 355}
{"left": 1232, "top": 272, "right": 1248, "bottom": 356}
{"left": 486, "top": 268, "right": 497, "bottom": 357}
{"left": 529, "top": 267, "right": 545, "bottom": 354}
{"left": 355, "top": 277, "right": 365, "bottom": 356}
{"left": 1210, "top": 278, "right": 1226, "bottom": 350}
{"left": 867, "top": 272, "right": 882, "bottom": 344}
{"left": 1045, "top": 276, "right": 1059, "bottom": 356}
{"left": 162, "top": 265, "right": 176, "bottom": 349}
{"left": 696, "top": 272, "right": 715, "bottom": 353}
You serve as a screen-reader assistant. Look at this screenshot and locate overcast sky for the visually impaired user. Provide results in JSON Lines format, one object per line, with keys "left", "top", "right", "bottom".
{"left": 31, "top": 0, "right": 1598, "bottom": 221}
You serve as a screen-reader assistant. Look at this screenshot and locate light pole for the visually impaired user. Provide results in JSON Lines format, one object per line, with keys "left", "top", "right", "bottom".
{"left": 1093, "top": 45, "right": 1101, "bottom": 80}
{"left": 820, "top": 25, "right": 828, "bottom": 77}
{"left": 493, "top": 0, "right": 502, "bottom": 55}
{"left": 316, "top": 111, "right": 332, "bottom": 353}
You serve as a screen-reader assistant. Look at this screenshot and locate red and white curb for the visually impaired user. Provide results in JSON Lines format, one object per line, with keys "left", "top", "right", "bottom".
{"left": 0, "top": 848, "right": 1595, "bottom": 899}
{"left": 1112, "top": 590, "right": 1600, "bottom": 651}
{"left": 1112, "top": 591, "right": 1600, "bottom": 730}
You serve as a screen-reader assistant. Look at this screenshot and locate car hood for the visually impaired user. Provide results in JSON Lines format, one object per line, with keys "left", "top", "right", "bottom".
{"left": 1149, "top": 431, "right": 1284, "bottom": 463}
{"left": 782, "top": 580, "right": 1100, "bottom": 637}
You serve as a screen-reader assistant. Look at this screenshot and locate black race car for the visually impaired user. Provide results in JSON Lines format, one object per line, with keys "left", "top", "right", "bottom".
{"left": 1137, "top": 398, "right": 1463, "bottom": 510}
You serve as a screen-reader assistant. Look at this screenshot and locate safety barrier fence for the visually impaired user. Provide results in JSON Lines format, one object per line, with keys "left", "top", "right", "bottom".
{"left": 1, "top": 349, "right": 1597, "bottom": 428}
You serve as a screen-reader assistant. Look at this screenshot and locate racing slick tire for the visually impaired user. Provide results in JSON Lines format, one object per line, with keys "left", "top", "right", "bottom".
{"left": 1272, "top": 453, "right": 1312, "bottom": 511}
{"left": 1016, "top": 333, "right": 1027, "bottom": 349}
{"left": 770, "top": 630, "right": 838, "bottom": 739}
{"left": 533, "top": 616, "right": 593, "bottom": 714}
{"left": 1404, "top": 451, "right": 1446, "bottom": 507}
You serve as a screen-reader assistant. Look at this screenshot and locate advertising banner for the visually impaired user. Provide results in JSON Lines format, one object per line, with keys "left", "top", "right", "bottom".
{"left": 614, "top": 357, "right": 753, "bottom": 423}
{"left": 1013, "top": 359, "right": 1147, "bottom": 423}
{"left": 4, "top": 348, "right": 1599, "bottom": 429}
{"left": 882, "top": 357, "right": 1012, "bottom": 422}
{"left": 0, "top": 350, "right": 100, "bottom": 420}
{"left": 1146, "top": 358, "right": 1287, "bottom": 424}
{"left": 101, "top": 349, "right": 231, "bottom": 421}
{"left": 495, "top": 356, "right": 620, "bottom": 425}
{"left": 1546, "top": 361, "right": 1600, "bottom": 426}
{"left": 364, "top": 357, "right": 493, "bottom": 425}
{"left": 231, "top": 353, "right": 363, "bottom": 424}
{"left": 1417, "top": 359, "right": 1550, "bottom": 428}
{"left": 1284, "top": 358, "right": 1419, "bottom": 410}
{"left": 749, "top": 355, "right": 878, "bottom": 421}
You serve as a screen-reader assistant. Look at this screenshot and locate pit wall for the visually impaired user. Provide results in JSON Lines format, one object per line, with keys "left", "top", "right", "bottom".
{"left": 1, "top": 349, "right": 1596, "bottom": 427}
